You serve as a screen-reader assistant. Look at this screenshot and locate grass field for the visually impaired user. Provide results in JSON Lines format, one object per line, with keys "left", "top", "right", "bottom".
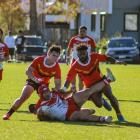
{"left": 0, "top": 63, "right": 140, "bottom": 140}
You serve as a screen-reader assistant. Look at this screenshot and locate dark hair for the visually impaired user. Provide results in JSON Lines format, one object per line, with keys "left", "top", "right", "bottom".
{"left": 37, "top": 113, "right": 52, "bottom": 121}
{"left": 0, "top": 28, "right": 3, "bottom": 35}
{"left": 77, "top": 45, "right": 88, "bottom": 51}
{"left": 79, "top": 26, "right": 87, "bottom": 30}
{"left": 48, "top": 45, "right": 61, "bottom": 54}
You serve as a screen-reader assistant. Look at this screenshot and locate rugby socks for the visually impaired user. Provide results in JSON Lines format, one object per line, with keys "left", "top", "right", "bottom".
{"left": 3, "top": 108, "right": 15, "bottom": 120}
{"left": 6, "top": 108, "right": 15, "bottom": 116}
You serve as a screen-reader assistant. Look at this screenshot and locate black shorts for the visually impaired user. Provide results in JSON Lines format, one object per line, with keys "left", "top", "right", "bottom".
{"left": 26, "top": 79, "right": 40, "bottom": 92}
{"left": 9, "top": 48, "right": 15, "bottom": 56}
{"left": 16, "top": 46, "right": 24, "bottom": 54}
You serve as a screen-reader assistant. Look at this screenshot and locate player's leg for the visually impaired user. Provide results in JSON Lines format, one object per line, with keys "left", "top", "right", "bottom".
{"left": 3, "top": 85, "right": 34, "bottom": 120}
{"left": 70, "top": 109, "right": 112, "bottom": 122}
{"left": 73, "top": 81, "right": 105, "bottom": 107}
{"left": 70, "top": 59, "right": 77, "bottom": 92}
{"left": 89, "top": 92, "right": 103, "bottom": 108}
{"left": 78, "top": 75, "right": 84, "bottom": 91}
{"left": 103, "top": 84, "right": 125, "bottom": 122}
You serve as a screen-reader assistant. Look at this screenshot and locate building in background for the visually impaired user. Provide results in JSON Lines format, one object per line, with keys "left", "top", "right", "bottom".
{"left": 21, "top": 0, "right": 140, "bottom": 45}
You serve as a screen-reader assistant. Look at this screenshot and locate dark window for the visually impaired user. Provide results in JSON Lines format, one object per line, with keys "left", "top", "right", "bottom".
{"left": 91, "top": 14, "right": 96, "bottom": 31}
{"left": 124, "top": 13, "right": 139, "bottom": 32}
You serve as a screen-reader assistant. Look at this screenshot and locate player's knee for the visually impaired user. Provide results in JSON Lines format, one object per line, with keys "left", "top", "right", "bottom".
{"left": 91, "top": 100, "right": 102, "bottom": 108}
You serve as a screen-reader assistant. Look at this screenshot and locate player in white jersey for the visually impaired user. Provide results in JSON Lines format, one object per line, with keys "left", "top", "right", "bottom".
{"left": 0, "top": 28, "right": 9, "bottom": 81}
{"left": 36, "top": 82, "right": 112, "bottom": 123}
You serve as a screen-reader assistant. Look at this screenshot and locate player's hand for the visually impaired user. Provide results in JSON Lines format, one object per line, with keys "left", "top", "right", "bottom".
{"left": 59, "top": 88, "right": 67, "bottom": 94}
{"left": 70, "top": 86, "right": 77, "bottom": 93}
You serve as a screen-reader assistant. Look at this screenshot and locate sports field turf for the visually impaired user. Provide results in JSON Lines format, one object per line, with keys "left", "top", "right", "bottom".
{"left": 0, "top": 63, "right": 140, "bottom": 140}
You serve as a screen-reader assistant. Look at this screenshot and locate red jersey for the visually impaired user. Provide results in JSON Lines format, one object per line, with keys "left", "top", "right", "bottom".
{"left": 30, "top": 55, "right": 61, "bottom": 84}
{"left": 68, "top": 35, "right": 96, "bottom": 60}
{"left": 0, "top": 42, "right": 9, "bottom": 69}
{"left": 0, "top": 42, "right": 9, "bottom": 59}
{"left": 66, "top": 53, "right": 108, "bottom": 88}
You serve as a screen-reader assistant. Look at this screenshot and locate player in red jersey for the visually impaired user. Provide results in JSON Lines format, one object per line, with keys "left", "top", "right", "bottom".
{"left": 67, "top": 26, "right": 96, "bottom": 91}
{"left": 62, "top": 45, "right": 126, "bottom": 122}
{"left": 0, "top": 28, "right": 9, "bottom": 82}
{"left": 3, "top": 45, "right": 61, "bottom": 120}
{"left": 36, "top": 82, "right": 112, "bottom": 123}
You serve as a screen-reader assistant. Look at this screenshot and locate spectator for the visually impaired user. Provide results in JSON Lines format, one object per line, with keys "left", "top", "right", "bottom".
{"left": 4, "top": 31, "right": 15, "bottom": 61}
{"left": 15, "top": 30, "right": 25, "bottom": 62}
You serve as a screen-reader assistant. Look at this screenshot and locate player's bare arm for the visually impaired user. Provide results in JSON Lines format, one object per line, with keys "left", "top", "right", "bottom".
{"left": 26, "top": 66, "right": 40, "bottom": 83}
{"left": 54, "top": 78, "right": 61, "bottom": 90}
{"left": 107, "top": 56, "right": 127, "bottom": 65}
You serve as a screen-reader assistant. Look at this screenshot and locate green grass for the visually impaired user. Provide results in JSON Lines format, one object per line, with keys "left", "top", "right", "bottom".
{"left": 0, "top": 63, "right": 140, "bottom": 140}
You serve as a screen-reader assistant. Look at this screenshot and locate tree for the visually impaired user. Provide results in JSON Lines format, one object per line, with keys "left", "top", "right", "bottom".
{"left": 0, "top": 0, "right": 27, "bottom": 34}
{"left": 45, "top": 0, "right": 80, "bottom": 21}
{"left": 29, "top": 0, "right": 38, "bottom": 34}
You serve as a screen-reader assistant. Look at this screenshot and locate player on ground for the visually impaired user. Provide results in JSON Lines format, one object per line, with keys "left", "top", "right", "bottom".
{"left": 3, "top": 45, "right": 61, "bottom": 120}
{"left": 36, "top": 82, "right": 112, "bottom": 123}
{"left": 67, "top": 26, "right": 96, "bottom": 91}
{"left": 62, "top": 45, "right": 126, "bottom": 122}
{"left": 0, "top": 28, "right": 9, "bottom": 82}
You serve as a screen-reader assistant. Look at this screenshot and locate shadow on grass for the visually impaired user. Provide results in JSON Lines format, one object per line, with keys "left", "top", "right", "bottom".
{"left": 118, "top": 99, "right": 140, "bottom": 103}
{"left": 18, "top": 120, "right": 140, "bottom": 128}
{"left": 112, "top": 121, "right": 140, "bottom": 128}
{"left": 18, "top": 119, "right": 116, "bottom": 127}
{"left": 0, "top": 108, "right": 30, "bottom": 114}
{"left": 5, "top": 116, "right": 140, "bottom": 128}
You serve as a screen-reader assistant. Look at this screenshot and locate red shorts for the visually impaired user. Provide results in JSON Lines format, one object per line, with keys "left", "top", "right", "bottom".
{"left": 0, "top": 69, "right": 3, "bottom": 80}
{"left": 66, "top": 97, "right": 80, "bottom": 120}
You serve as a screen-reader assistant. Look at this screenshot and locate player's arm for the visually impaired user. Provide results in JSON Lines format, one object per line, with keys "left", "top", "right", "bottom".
{"left": 67, "top": 37, "right": 74, "bottom": 59}
{"left": 61, "top": 65, "right": 77, "bottom": 92}
{"left": 107, "top": 56, "right": 127, "bottom": 65}
{"left": 26, "top": 66, "right": 40, "bottom": 83}
{"left": 54, "top": 79, "right": 61, "bottom": 91}
{"left": 61, "top": 80, "right": 71, "bottom": 92}
{"left": 53, "top": 64, "right": 61, "bottom": 90}
{"left": 97, "top": 53, "right": 126, "bottom": 65}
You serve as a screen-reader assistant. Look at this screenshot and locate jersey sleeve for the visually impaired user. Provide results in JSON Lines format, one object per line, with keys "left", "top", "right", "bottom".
{"left": 30, "top": 56, "right": 41, "bottom": 69}
{"left": 54, "top": 63, "right": 61, "bottom": 79}
{"left": 96, "top": 53, "right": 108, "bottom": 62}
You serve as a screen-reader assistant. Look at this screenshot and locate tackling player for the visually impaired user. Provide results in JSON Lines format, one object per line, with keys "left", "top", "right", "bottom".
{"left": 3, "top": 45, "right": 61, "bottom": 120}
{"left": 67, "top": 26, "right": 96, "bottom": 91}
{"left": 62, "top": 45, "right": 126, "bottom": 122}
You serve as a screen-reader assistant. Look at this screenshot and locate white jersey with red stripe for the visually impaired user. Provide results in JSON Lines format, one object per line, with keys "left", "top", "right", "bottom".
{"left": 0, "top": 42, "right": 9, "bottom": 70}
{"left": 39, "top": 92, "right": 68, "bottom": 121}
{"left": 68, "top": 35, "right": 96, "bottom": 60}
